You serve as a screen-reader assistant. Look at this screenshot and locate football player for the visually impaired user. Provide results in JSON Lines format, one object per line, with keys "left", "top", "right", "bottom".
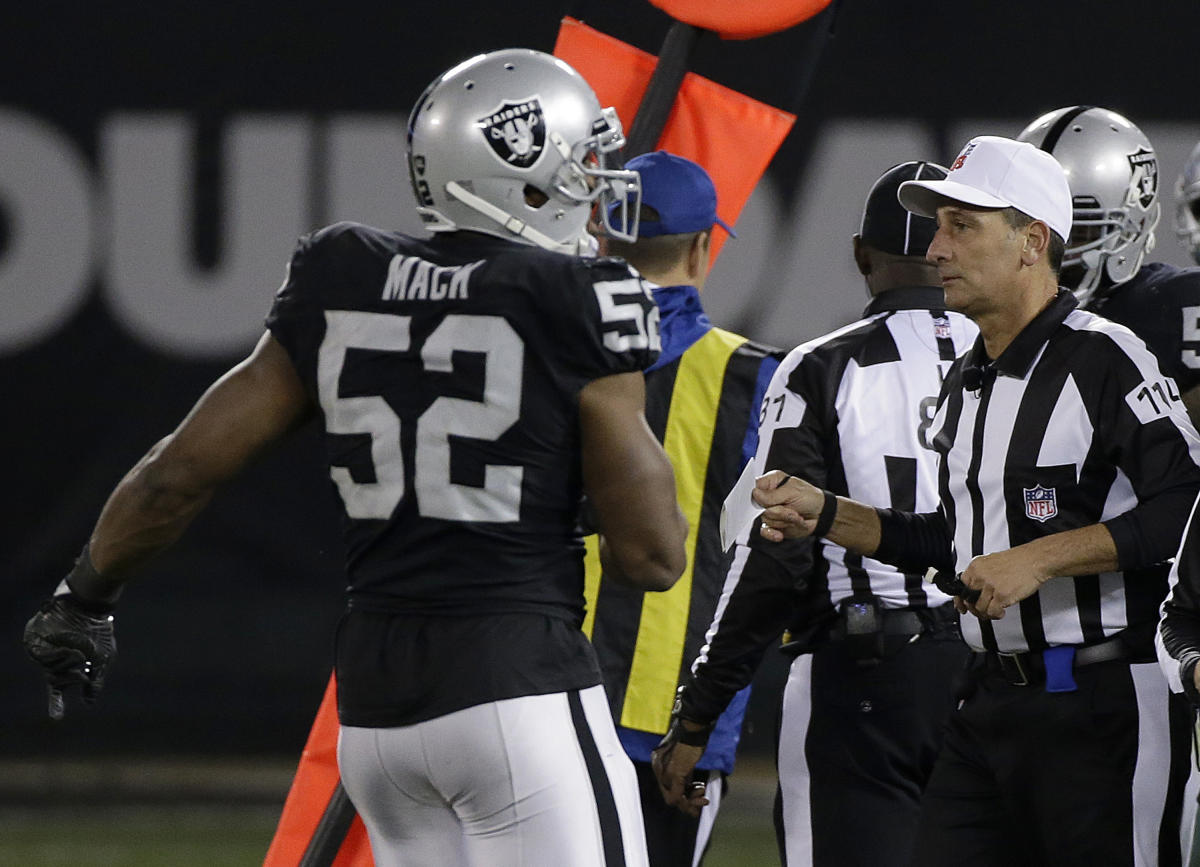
{"left": 1019, "top": 105, "right": 1200, "bottom": 421}
{"left": 1175, "top": 139, "right": 1200, "bottom": 266}
{"left": 23, "top": 48, "right": 688, "bottom": 867}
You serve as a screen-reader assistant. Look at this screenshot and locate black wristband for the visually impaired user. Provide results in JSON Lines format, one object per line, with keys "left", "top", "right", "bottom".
{"left": 64, "top": 544, "right": 124, "bottom": 612}
{"left": 664, "top": 684, "right": 716, "bottom": 747}
{"left": 670, "top": 716, "right": 714, "bottom": 747}
{"left": 812, "top": 489, "right": 837, "bottom": 538}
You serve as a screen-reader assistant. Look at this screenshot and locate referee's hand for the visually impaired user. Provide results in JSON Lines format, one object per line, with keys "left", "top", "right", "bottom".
{"left": 959, "top": 550, "right": 1050, "bottom": 620}
{"left": 754, "top": 471, "right": 823, "bottom": 541}
{"left": 652, "top": 733, "right": 709, "bottom": 818}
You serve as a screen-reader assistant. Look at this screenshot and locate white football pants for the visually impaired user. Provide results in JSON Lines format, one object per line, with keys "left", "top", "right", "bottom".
{"left": 338, "top": 685, "right": 648, "bottom": 866}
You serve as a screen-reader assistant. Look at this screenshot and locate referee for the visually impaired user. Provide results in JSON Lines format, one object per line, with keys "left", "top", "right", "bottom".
{"left": 755, "top": 135, "right": 1200, "bottom": 867}
{"left": 652, "top": 161, "right": 977, "bottom": 867}
{"left": 1160, "top": 497, "right": 1200, "bottom": 707}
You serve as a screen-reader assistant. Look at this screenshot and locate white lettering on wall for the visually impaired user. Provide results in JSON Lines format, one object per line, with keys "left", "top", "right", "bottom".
{"left": 327, "top": 115, "right": 424, "bottom": 236}
{"left": 105, "top": 114, "right": 312, "bottom": 357}
{"left": 0, "top": 110, "right": 1195, "bottom": 359}
{"left": 0, "top": 109, "right": 95, "bottom": 353}
{"left": 707, "top": 120, "right": 937, "bottom": 349}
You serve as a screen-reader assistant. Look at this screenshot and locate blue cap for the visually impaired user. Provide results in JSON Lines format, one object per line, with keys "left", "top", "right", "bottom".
{"left": 612, "top": 151, "right": 736, "bottom": 238}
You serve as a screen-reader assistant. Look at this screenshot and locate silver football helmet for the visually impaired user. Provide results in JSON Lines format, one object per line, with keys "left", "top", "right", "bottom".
{"left": 406, "top": 49, "right": 640, "bottom": 256}
{"left": 1018, "top": 106, "right": 1160, "bottom": 305}
{"left": 1176, "top": 141, "right": 1200, "bottom": 265}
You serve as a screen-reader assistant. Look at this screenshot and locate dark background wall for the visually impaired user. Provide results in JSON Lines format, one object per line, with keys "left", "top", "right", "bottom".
{"left": 3, "top": 1, "right": 1198, "bottom": 760}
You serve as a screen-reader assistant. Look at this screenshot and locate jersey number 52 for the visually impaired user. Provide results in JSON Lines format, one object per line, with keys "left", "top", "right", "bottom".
{"left": 317, "top": 310, "right": 523, "bottom": 522}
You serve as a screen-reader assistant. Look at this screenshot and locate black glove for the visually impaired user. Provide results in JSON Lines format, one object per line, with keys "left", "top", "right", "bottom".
{"left": 23, "top": 591, "right": 117, "bottom": 721}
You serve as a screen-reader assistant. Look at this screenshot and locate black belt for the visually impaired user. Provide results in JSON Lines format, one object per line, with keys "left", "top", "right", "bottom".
{"left": 828, "top": 608, "right": 924, "bottom": 641}
{"left": 977, "top": 634, "right": 1141, "bottom": 687}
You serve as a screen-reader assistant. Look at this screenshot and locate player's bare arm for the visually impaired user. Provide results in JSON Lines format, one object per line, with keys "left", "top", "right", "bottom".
{"left": 23, "top": 332, "right": 314, "bottom": 717}
{"left": 580, "top": 370, "right": 687, "bottom": 592}
{"left": 90, "top": 332, "right": 314, "bottom": 575}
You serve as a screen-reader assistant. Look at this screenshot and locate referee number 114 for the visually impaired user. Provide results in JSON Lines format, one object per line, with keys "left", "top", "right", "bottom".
{"left": 1128, "top": 377, "right": 1182, "bottom": 423}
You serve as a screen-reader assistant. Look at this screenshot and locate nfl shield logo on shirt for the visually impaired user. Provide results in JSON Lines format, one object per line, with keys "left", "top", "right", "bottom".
{"left": 1023, "top": 485, "right": 1058, "bottom": 522}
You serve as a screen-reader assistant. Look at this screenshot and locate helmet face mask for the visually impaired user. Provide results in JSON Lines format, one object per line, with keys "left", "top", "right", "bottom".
{"left": 1176, "top": 141, "right": 1200, "bottom": 265}
{"left": 1018, "top": 106, "right": 1160, "bottom": 305}
{"left": 406, "top": 50, "right": 641, "bottom": 256}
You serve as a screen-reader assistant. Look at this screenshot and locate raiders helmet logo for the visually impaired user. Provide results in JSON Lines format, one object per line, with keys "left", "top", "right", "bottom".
{"left": 1128, "top": 147, "right": 1158, "bottom": 209}
{"left": 478, "top": 98, "right": 545, "bottom": 169}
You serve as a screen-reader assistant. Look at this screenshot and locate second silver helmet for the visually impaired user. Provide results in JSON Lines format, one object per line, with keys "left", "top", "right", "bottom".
{"left": 1176, "top": 141, "right": 1200, "bottom": 265}
{"left": 1018, "top": 105, "right": 1160, "bottom": 304}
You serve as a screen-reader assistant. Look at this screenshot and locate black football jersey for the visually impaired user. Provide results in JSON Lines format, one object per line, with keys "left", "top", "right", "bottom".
{"left": 1088, "top": 261, "right": 1200, "bottom": 393}
{"left": 266, "top": 223, "right": 659, "bottom": 620}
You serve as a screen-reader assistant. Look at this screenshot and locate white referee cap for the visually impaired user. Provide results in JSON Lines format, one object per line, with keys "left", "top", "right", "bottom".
{"left": 897, "top": 135, "right": 1072, "bottom": 243}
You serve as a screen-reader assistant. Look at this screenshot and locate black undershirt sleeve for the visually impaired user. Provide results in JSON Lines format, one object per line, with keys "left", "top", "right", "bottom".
{"left": 1158, "top": 493, "right": 1200, "bottom": 706}
{"left": 676, "top": 542, "right": 807, "bottom": 725}
{"left": 871, "top": 507, "right": 954, "bottom": 575}
{"left": 1103, "top": 482, "right": 1200, "bottom": 570}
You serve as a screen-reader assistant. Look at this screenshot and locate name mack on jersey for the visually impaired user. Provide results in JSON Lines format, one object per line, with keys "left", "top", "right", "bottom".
{"left": 381, "top": 254, "right": 485, "bottom": 302}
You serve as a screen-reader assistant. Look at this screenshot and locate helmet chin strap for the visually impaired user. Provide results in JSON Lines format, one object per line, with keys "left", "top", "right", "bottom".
{"left": 445, "top": 181, "right": 596, "bottom": 256}
{"left": 1079, "top": 249, "right": 1103, "bottom": 272}
{"left": 1068, "top": 249, "right": 1105, "bottom": 307}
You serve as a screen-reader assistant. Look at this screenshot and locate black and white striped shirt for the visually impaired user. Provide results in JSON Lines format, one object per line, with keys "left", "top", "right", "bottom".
{"left": 761, "top": 288, "right": 977, "bottom": 609}
{"left": 680, "top": 287, "right": 977, "bottom": 723}
{"left": 883, "top": 290, "right": 1200, "bottom": 655}
{"left": 1158, "top": 495, "right": 1200, "bottom": 699}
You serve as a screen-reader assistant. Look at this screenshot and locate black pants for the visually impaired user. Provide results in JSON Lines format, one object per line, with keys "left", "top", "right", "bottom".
{"left": 633, "top": 759, "right": 725, "bottom": 867}
{"left": 774, "top": 617, "right": 968, "bottom": 866}
{"left": 910, "top": 659, "right": 1196, "bottom": 867}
